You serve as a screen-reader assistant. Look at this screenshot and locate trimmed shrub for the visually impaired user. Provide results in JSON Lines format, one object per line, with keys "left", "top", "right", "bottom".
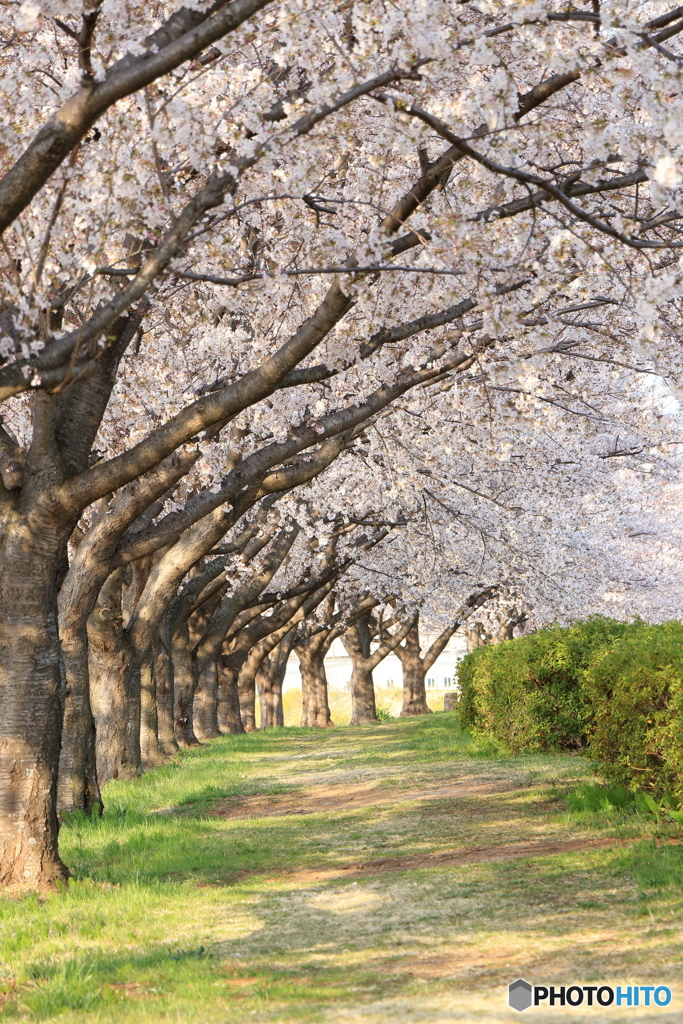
{"left": 582, "top": 621, "right": 683, "bottom": 804}
{"left": 457, "top": 616, "right": 637, "bottom": 753}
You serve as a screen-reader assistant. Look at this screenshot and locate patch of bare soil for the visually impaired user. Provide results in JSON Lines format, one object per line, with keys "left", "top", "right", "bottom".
{"left": 275, "top": 836, "right": 635, "bottom": 885}
{"left": 211, "top": 776, "right": 521, "bottom": 820}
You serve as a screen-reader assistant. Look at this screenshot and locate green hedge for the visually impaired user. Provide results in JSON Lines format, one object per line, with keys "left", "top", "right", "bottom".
{"left": 456, "top": 616, "right": 637, "bottom": 753}
{"left": 583, "top": 622, "right": 683, "bottom": 803}
{"left": 457, "top": 617, "right": 683, "bottom": 805}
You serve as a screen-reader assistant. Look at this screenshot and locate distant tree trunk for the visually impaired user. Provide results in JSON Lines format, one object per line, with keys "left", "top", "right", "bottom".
{"left": 349, "top": 661, "right": 377, "bottom": 725}
{"left": 492, "top": 609, "right": 528, "bottom": 644}
{"left": 88, "top": 570, "right": 138, "bottom": 785}
{"left": 397, "top": 619, "right": 431, "bottom": 716}
{"left": 465, "top": 624, "right": 486, "bottom": 652}
{"left": 140, "top": 654, "right": 164, "bottom": 768}
{"left": 342, "top": 611, "right": 378, "bottom": 726}
{"left": 194, "top": 657, "right": 220, "bottom": 740}
{"left": 154, "top": 637, "right": 178, "bottom": 755}
{"left": 217, "top": 652, "right": 243, "bottom": 734}
{"left": 257, "top": 650, "right": 287, "bottom": 729}
{"left": 342, "top": 608, "right": 417, "bottom": 726}
{"left": 238, "top": 660, "right": 258, "bottom": 733}
{"left": 399, "top": 659, "right": 430, "bottom": 716}
{"left": 58, "top": 626, "right": 102, "bottom": 816}
{"left": 171, "top": 621, "right": 200, "bottom": 747}
{"left": 297, "top": 640, "right": 333, "bottom": 727}
{"left": 256, "top": 655, "right": 275, "bottom": 729}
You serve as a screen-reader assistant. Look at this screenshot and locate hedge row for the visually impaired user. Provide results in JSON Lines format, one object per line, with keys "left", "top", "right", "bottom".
{"left": 456, "top": 616, "right": 683, "bottom": 804}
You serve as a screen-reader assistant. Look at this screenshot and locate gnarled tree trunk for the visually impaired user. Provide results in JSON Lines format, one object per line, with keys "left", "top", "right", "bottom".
{"left": 343, "top": 608, "right": 418, "bottom": 726}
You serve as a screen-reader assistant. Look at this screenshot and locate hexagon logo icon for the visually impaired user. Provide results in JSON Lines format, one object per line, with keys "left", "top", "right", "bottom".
{"left": 509, "top": 978, "right": 533, "bottom": 1012}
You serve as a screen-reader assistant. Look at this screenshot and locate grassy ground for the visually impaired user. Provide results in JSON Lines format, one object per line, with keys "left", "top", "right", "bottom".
{"left": 1, "top": 714, "right": 682, "bottom": 1023}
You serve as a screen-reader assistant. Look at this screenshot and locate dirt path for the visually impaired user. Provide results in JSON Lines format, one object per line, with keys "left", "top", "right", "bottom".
{"left": 212, "top": 774, "right": 523, "bottom": 818}
{"left": 19, "top": 716, "right": 683, "bottom": 1024}
{"left": 212, "top": 773, "right": 641, "bottom": 884}
{"left": 203, "top": 723, "right": 683, "bottom": 1022}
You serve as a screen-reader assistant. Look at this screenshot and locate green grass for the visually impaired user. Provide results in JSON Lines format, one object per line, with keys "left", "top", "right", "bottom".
{"left": 1, "top": 713, "right": 682, "bottom": 1022}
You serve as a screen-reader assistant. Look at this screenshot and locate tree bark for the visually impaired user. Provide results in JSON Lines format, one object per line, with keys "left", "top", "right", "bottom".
{"left": 58, "top": 627, "right": 102, "bottom": 816}
{"left": 217, "top": 652, "right": 244, "bottom": 734}
{"left": 194, "top": 657, "right": 220, "bottom": 740}
{"left": 397, "top": 620, "right": 431, "bottom": 716}
{"left": 171, "top": 622, "right": 200, "bottom": 747}
{"left": 349, "top": 662, "right": 377, "bottom": 725}
{"left": 257, "top": 653, "right": 286, "bottom": 729}
{"left": 297, "top": 641, "right": 333, "bottom": 727}
{"left": 238, "top": 661, "right": 258, "bottom": 733}
{"left": 88, "top": 571, "right": 138, "bottom": 785}
{"left": 399, "top": 659, "right": 431, "bottom": 716}
{"left": 342, "top": 610, "right": 377, "bottom": 726}
{"left": 140, "top": 654, "right": 165, "bottom": 768}
{"left": 343, "top": 608, "right": 418, "bottom": 725}
{"left": 153, "top": 637, "right": 178, "bottom": 755}
{"left": 0, "top": 520, "right": 69, "bottom": 889}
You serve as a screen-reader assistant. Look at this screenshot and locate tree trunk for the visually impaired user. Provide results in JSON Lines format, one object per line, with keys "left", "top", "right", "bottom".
{"left": 238, "top": 661, "right": 258, "bottom": 733}
{"left": 349, "top": 662, "right": 377, "bottom": 725}
{"left": 88, "top": 572, "right": 139, "bottom": 785}
{"left": 257, "top": 654, "right": 285, "bottom": 729}
{"left": 0, "top": 524, "right": 68, "bottom": 890}
{"left": 140, "top": 654, "right": 164, "bottom": 768}
{"left": 398, "top": 623, "right": 432, "bottom": 716}
{"left": 465, "top": 624, "right": 486, "bottom": 652}
{"left": 194, "top": 657, "right": 220, "bottom": 740}
{"left": 400, "top": 659, "right": 431, "bottom": 715}
{"left": 342, "top": 614, "right": 378, "bottom": 726}
{"left": 171, "top": 622, "right": 200, "bottom": 747}
{"left": 217, "top": 654, "right": 243, "bottom": 734}
{"left": 153, "top": 638, "right": 178, "bottom": 755}
{"left": 58, "top": 627, "right": 102, "bottom": 816}
{"left": 297, "top": 644, "right": 333, "bottom": 727}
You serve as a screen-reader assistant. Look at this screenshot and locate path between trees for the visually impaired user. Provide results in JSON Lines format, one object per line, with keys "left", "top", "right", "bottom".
{"left": 2, "top": 715, "right": 682, "bottom": 1023}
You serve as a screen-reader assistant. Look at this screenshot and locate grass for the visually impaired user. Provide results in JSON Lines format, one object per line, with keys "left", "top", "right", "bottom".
{"left": 1, "top": 713, "right": 682, "bottom": 1022}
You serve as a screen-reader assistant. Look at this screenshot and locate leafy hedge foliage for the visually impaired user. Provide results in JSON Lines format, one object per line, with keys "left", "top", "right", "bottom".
{"left": 456, "top": 616, "right": 638, "bottom": 754}
{"left": 457, "top": 617, "right": 683, "bottom": 805}
{"left": 583, "top": 622, "right": 683, "bottom": 804}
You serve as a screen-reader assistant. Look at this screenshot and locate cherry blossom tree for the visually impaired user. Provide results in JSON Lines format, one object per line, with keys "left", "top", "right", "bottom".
{"left": 0, "top": 0, "right": 682, "bottom": 892}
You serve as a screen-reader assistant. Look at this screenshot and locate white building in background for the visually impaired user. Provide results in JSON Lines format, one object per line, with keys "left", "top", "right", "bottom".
{"left": 283, "top": 633, "right": 468, "bottom": 694}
